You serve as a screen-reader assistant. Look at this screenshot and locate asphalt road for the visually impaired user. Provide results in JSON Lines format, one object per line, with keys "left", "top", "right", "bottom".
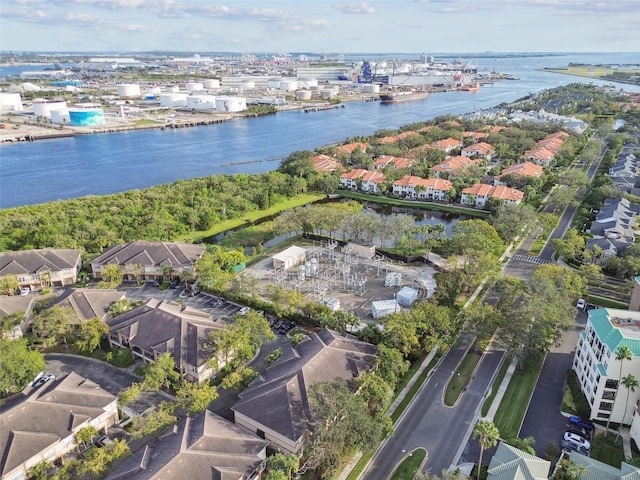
{"left": 363, "top": 334, "right": 504, "bottom": 479}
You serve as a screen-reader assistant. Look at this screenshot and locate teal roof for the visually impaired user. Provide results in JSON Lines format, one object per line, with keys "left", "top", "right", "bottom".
{"left": 597, "top": 363, "right": 607, "bottom": 376}
{"left": 589, "top": 309, "right": 640, "bottom": 357}
{"left": 487, "top": 442, "right": 550, "bottom": 480}
{"left": 569, "top": 451, "right": 640, "bottom": 480}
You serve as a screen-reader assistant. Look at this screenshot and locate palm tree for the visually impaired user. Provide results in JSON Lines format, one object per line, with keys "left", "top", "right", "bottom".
{"left": 76, "top": 425, "right": 99, "bottom": 451}
{"left": 620, "top": 374, "right": 639, "bottom": 431}
{"left": 607, "top": 346, "right": 633, "bottom": 430}
{"left": 473, "top": 420, "right": 500, "bottom": 478}
{"left": 507, "top": 436, "right": 536, "bottom": 455}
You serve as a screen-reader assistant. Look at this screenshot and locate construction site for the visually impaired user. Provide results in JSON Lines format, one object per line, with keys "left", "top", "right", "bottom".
{"left": 248, "top": 240, "right": 438, "bottom": 326}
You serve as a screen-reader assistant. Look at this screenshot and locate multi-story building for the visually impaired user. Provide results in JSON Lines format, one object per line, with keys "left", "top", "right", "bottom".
{"left": 573, "top": 308, "right": 640, "bottom": 424}
{"left": 90, "top": 241, "right": 205, "bottom": 282}
{"left": 0, "top": 249, "right": 82, "bottom": 290}
{"left": 0, "top": 372, "right": 118, "bottom": 480}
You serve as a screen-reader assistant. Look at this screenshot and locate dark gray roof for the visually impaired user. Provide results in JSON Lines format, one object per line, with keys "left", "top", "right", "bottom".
{"left": 589, "top": 198, "right": 639, "bottom": 243}
{"left": 0, "top": 249, "right": 81, "bottom": 277}
{"left": 53, "top": 288, "right": 125, "bottom": 323}
{"left": 0, "top": 372, "right": 116, "bottom": 477}
{"left": 91, "top": 242, "right": 205, "bottom": 268}
{"left": 106, "top": 410, "right": 267, "bottom": 480}
{"left": 106, "top": 299, "right": 226, "bottom": 371}
{"left": 232, "top": 330, "right": 377, "bottom": 444}
{"left": 0, "top": 295, "right": 33, "bottom": 317}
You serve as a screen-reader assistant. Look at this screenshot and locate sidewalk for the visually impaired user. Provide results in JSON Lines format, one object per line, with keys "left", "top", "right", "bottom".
{"left": 481, "top": 356, "right": 518, "bottom": 422}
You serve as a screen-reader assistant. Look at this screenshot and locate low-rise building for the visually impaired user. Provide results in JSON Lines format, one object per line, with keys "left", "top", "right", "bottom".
{"left": 373, "top": 155, "right": 413, "bottom": 170}
{"left": 90, "top": 241, "right": 206, "bottom": 282}
{"left": 461, "top": 141, "right": 495, "bottom": 159}
{"left": 586, "top": 198, "right": 639, "bottom": 259}
{"left": 106, "top": 409, "right": 268, "bottom": 480}
{"left": 494, "top": 161, "right": 544, "bottom": 185}
{"left": 431, "top": 155, "right": 482, "bottom": 178}
{"left": 232, "top": 330, "right": 377, "bottom": 455}
{"left": 563, "top": 450, "right": 640, "bottom": 480}
{"left": 391, "top": 175, "right": 453, "bottom": 201}
{"left": 0, "top": 295, "right": 35, "bottom": 339}
{"left": 107, "top": 298, "right": 228, "bottom": 383}
{"left": 0, "top": 372, "right": 118, "bottom": 480}
{"left": 339, "top": 169, "right": 386, "bottom": 193}
{"left": 487, "top": 442, "right": 550, "bottom": 480}
{"left": 310, "top": 154, "right": 344, "bottom": 174}
{"left": 461, "top": 183, "right": 524, "bottom": 208}
{"left": 52, "top": 288, "right": 125, "bottom": 324}
{"left": 0, "top": 249, "right": 82, "bottom": 290}
{"left": 573, "top": 308, "right": 640, "bottom": 424}
{"left": 431, "top": 137, "right": 463, "bottom": 153}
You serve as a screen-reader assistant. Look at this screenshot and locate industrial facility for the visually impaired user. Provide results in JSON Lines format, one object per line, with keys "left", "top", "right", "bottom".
{"left": 249, "top": 241, "right": 436, "bottom": 325}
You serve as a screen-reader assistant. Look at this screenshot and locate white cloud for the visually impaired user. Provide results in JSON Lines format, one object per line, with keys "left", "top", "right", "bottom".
{"left": 333, "top": 2, "right": 375, "bottom": 14}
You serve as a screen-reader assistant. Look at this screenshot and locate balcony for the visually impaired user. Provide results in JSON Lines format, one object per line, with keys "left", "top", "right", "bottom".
{"left": 599, "top": 401, "right": 613, "bottom": 411}
{"left": 602, "top": 391, "right": 615, "bottom": 400}
{"left": 605, "top": 379, "right": 619, "bottom": 389}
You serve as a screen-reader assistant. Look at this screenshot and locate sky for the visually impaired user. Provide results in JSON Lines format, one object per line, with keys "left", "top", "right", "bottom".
{"left": 1, "top": 0, "right": 639, "bottom": 54}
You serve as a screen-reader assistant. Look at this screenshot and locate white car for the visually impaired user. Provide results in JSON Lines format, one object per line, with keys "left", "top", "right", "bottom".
{"left": 576, "top": 298, "right": 586, "bottom": 310}
{"left": 20, "top": 287, "right": 31, "bottom": 296}
{"left": 239, "top": 306, "right": 251, "bottom": 315}
{"left": 563, "top": 431, "right": 590, "bottom": 450}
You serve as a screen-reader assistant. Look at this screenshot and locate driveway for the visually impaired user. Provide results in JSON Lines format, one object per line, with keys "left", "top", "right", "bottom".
{"left": 519, "top": 311, "right": 586, "bottom": 456}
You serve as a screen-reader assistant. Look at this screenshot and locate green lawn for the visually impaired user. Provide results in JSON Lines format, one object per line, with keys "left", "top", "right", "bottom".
{"left": 591, "top": 433, "right": 626, "bottom": 467}
{"left": 444, "top": 351, "right": 482, "bottom": 406}
{"left": 493, "top": 358, "right": 543, "bottom": 439}
{"left": 390, "top": 448, "right": 427, "bottom": 480}
{"left": 481, "top": 356, "right": 511, "bottom": 417}
{"left": 561, "top": 369, "right": 591, "bottom": 418}
{"left": 177, "top": 193, "right": 325, "bottom": 242}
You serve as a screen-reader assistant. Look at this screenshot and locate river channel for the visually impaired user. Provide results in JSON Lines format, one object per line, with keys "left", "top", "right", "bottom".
{"left": 1, "top": 52, "right": 639, "bottom": 208}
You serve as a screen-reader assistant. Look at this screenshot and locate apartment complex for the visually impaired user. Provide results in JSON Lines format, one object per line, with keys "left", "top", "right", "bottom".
{"left": 573, "top": 308, "right": 640, "bottom": 424}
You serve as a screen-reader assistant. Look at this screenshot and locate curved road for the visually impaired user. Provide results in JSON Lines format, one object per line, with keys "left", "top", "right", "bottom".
{"left": 364, "top": 334, "right": 504, "bottom": 479}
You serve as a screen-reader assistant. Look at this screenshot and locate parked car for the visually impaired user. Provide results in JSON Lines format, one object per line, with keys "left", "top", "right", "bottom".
{"left": 566, "top": 425, "right": 592, "bottom": 440}
{"left": 568, "top": 415, "right": 594, "bottom": 433}
{"left": 32, "top": 373, "right": 55, "bottom": 388}
{"left": 20, "top": 287, "right": 30, "bottom": 296}
{"left": 239, "top": 306, "right": 251, "bottom": 315}
{"left": 561, "top": 439, "right": 590, "bottom": 456}
{"left": 576, "top": 298, "right": 586, "bottom": 310}
{"left": 564, "top": 432, "right": 591, "bottom": 450}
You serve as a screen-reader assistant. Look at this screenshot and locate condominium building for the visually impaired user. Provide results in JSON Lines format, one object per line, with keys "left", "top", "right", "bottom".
{"left": 573, "top": 308, "right": 640, "bottom": 424}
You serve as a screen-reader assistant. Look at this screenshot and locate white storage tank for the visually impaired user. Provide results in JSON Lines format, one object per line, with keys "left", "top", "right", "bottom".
{"left": 33, "top": 100, "right": 67, "bottom": 118}
{"left": 295, "top": 89, "right": 312, "bottom": 101}
{"left": 187, "top": 95, "right": 216, "bottom": 110}
{"left": 159, "top": 93, "right": 189, "bottom": 107}
{"left": 68, "top": 107, "right": 105, "bottom": 126}
{"left": 241, "top": 80, "right": 255, "bottom": 90}
{"left": 362, "top": 84, "right": 380, "bottom": 94}
{"left": 204, "top": 79, "right": 220, "bottom": 89}
{"left": 0, "top": 92, "right": 24, "bottom": 111}
{"left": 167, "top": 85, "right": 180, "bottom": 93}
{"left": 116, "top": 83, "right": 141, "bottom": 97}
{"left": 297, "top": 77, "right": 318, "bottom": 88}
{"left": 214, "top": 96, "right": 247, "bottom": 112}
{"left": 147, "top": 86, "right": 162, "bottom": 95}
{"left": 185, "top": 82, "right": 204, "bottom": 92}
{"left": 51, "top": 109, "right": 70, "bottom": 125}
{"left": 311, "top": 257, "right": 318, "bottom": 275}
{"left": 268, "top": 77, "right": 282, "bottom": 89}
{"left": 396, "top": 286, "right": 418, "bottom": 307}
{"left": 279, "top": 80, "right": 298, "bottom": 92}
{"left": 321, "top": 88, "right": 337, "bottom": 100}
{"left": 310, "top": 85, "right": 322, "bottom": 96}
{"left": 298, "top": 265, "right": 306, "bottom": 281}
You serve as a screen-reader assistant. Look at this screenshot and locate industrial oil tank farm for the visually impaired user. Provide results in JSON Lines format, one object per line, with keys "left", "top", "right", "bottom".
{"left": 159, "top": 93, "right": 189, "bottom": 107}
{"left": 116, "top": 83, "right": 141, "bottom": 97}
{"left": 185, "top": 82, "right": 204, "bottom": 92}
{"left": 0, "top": 92, "right": 24, "bottom": 111}
{"left": 214, "top": 96, "right": 247, "bottom": 112}
{"left": 295, "top": 89, "right": 312, "bottom": 101}
{"left": 68, "top": 107, "right": 105, "bottom": 126}
{"left": 51, "top": 109, "right": 70, "bottom": 125}
{"left": 33, "top": 100, "right": 67, "bottom": 119}
{"left": 279, "top": 80, "right": 298, "bottom": 92}
{"left": 204, "top": 79, "right": 220, "bottom": 89}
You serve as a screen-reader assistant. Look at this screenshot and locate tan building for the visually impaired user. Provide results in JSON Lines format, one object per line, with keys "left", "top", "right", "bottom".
{"left": 0, "top": 249, "right": 82, "bottom": 290}
{"left": 90, "top": 241, "right": 205, "bottom": 282}
{"left": 0, "top": 372, "right": 118, "bottom": 480}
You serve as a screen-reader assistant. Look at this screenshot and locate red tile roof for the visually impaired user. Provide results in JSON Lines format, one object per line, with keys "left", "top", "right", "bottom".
{"left": 311, "top": 154, "right": 344, "bottom": 173}
{"left": 336, "top": 142, "right": 369, "bottom": 155}
{"left": 393, "top": 175, "right": 453, "bottom": 191}
{"left": 431, "top": 137, "right": 463, "bottom": 151}
{"left": 463, "top": 183, "right": 524, "bottom": 202}
{"left": 496, "top": 161, "right": 543, "bottom": 178}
